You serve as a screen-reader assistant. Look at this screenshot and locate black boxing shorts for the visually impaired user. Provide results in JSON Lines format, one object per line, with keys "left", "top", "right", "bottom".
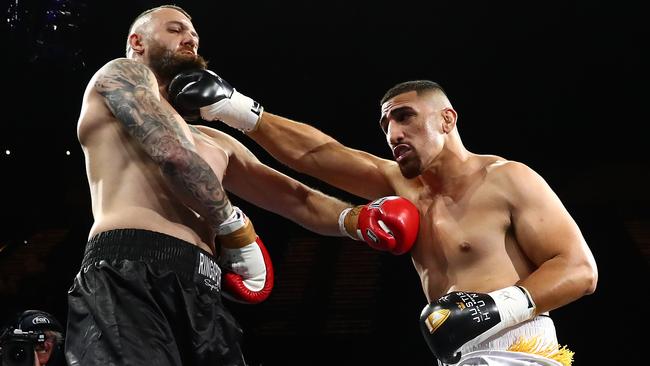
{"left": 65, "top": 229, "right": 246, "bottom": 366}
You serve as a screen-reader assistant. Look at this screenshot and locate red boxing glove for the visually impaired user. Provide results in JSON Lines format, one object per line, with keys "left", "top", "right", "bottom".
{"left": 339, "top": 196, "right": 420, "bottom": 255}
{"left": 216, "top": 207, "right": 274, "bottom": 304}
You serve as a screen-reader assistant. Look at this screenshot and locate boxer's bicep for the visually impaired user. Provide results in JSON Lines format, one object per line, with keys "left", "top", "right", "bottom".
{"left": 94, "top": 58, "right": 193, "bottom": 156}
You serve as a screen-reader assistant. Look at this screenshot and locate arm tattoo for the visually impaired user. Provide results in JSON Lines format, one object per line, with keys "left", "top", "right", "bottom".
{"left": 95, "top": 59, "right": 232, "bottom": 224}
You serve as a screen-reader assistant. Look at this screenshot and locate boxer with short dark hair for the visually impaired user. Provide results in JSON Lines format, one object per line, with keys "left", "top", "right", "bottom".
{"left": 69, "top": 5, "right": 420, "bottom": 366}
{"left": 170, "top": 74, "right": 599, "bottom": 365}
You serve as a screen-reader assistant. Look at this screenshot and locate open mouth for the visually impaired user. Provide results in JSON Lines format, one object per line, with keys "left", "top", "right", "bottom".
{"left": 392, "top": 144, "right": 412, "bottom": 162}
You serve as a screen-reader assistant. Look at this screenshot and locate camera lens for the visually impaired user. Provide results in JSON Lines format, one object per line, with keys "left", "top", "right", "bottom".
{"left": 2, "top": 340, "right": 35, "bottom": 366}
{"left": 10, "top": 345, "right": 28, "bottom": 361}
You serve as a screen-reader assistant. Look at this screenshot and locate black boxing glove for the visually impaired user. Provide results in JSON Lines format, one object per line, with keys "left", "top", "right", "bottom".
{"left": 419, "top": 286, "right": 536, "bottom": 364}
{"left": 168, "top": 69, "right": 263, "bottom": 131}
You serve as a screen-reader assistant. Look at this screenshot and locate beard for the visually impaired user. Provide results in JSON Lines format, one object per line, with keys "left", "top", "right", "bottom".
{"left": 397, "top": 154, "right": 423, "bottom": 179}
{"left": 148, "top": 40, "right": 208, "bottom": 85}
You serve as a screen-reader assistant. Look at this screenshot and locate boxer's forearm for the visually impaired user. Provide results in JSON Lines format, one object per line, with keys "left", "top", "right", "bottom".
{"left": 249, "top": 112, "right": 342, "bottom": 174}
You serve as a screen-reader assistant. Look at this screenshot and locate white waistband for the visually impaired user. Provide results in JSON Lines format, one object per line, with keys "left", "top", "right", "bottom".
{"left": 458, "top": 315, "right": 557, "bottom": 355}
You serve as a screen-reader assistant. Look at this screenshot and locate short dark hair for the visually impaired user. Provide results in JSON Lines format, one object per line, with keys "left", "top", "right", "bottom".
{"left": 380, "top": 80, "right": 447, "bottom": 105}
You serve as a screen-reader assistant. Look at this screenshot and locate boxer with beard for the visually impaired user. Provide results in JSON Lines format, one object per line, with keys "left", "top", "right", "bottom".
{"left": 67, "top": 5, "right": 420, "bottom": 366}
{"left": 67, "top": 5, "right": 250, "bottom": 365}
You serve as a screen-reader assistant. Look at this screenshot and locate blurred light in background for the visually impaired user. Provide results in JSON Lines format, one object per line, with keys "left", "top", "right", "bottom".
{"left": 7, "top": 0, "right": 88, "bottom": 70}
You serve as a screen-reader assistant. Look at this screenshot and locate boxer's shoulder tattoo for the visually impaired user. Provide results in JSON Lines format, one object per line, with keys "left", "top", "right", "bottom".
{"left": 93, "top": 59, "right": 232, "bottom": 224}
{"left": 95, "top": 59, "right": 193, "bottom": 151}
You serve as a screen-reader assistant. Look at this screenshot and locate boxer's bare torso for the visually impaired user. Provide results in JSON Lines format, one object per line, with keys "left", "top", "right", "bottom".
{"left": 389, "top": 155, "right": 536, "bottom": 302}
{"left": 77, "top": 62, "right": 229, "bottom": 254}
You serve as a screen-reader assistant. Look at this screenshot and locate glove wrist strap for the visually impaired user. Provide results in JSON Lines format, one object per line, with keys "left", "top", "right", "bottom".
{"left": 231, "top": 90, "right": 263, "bottom": 132}
{"left": 515, "top": 285, "right": 535, "bottom": 309}
{"left": 219, "top": 220, "right": 257, "bottom": 248}
{"left": 490, "top": 285, "right": 537, "bottom": 328}
{"left": 339, "top": 206, "right": 363, "bottom": 240}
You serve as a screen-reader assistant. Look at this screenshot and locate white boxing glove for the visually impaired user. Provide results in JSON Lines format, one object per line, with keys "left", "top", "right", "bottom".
{"left": 216, "top": 207, "right": 274, "bottom": 304}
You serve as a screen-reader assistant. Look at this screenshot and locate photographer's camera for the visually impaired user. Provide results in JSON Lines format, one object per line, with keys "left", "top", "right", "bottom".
{"left": 0, "top": 329, "right": 45, "bottom": 366}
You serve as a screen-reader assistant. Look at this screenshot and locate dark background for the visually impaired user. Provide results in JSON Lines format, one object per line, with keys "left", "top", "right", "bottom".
{"left": 1, "top": 0, "right": 648, "bottom": 364}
